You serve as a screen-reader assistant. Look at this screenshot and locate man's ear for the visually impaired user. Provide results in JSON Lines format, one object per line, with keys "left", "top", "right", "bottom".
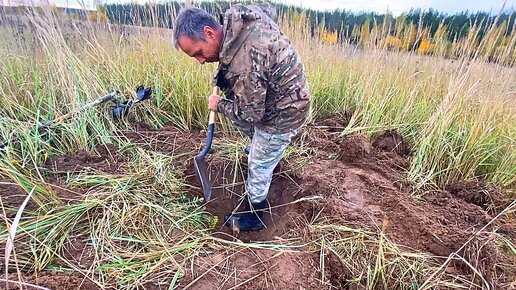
{"left": 203, "top": 26, "right": 215, "bottom": 40}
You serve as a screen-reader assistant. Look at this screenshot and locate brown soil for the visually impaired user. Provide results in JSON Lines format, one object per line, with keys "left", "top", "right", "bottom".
{"left": 446, "top": 180, "right": 508, "bottom": 214}
{"left": 0, "top": 179, "right": 40, "bottom": 217}
{"left": 177, "top": 248, "right": 320, "bottom": 290}
{"left": 315, "top": 112, "right": 352, "bottom": 132}
{"left": 45, "top": 143, "right": 125, "bottom": 174}
{"left": 1, "top": 272, "right": 100, "bottom": 290}
{"left": 118, "top": 121, "right": 203, "bottom": 155}
{"left": 1, "top": 119, "right": 514, "bottom": 289}
{"left": 179, "top": 124, "right": 515, "bottom": 288}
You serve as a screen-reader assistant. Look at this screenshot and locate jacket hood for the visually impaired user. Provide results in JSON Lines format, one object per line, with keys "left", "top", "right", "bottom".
{"left": 219, "top": 3, "right": 278, "bottom": 65}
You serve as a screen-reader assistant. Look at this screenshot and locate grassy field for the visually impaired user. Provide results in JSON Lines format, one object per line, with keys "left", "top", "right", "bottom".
{"left": 0, "top": 5, "right": 515, "bottom": 290}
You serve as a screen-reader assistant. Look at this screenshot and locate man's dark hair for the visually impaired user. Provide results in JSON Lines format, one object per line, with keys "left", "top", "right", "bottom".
{"left": 173, "top": 7, "right": 220, "bottom": 48}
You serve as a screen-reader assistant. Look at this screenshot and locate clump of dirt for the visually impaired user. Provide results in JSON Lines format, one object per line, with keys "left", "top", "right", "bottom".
{"left": 446, "top": 180, "right": 507, "bottom": 214}
{"left": 372, "top": 129, "right": 411, "bottom": 156}
{"left": 316, "top": 112, "right": 352, "bottom": 132}
{"left": 338, "top": 134, "right": 373, "bottom": 161}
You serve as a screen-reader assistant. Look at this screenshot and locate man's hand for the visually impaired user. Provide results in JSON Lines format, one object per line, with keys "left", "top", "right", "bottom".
{"left": 208, "top": 94, "right": 221, "bottom": 112}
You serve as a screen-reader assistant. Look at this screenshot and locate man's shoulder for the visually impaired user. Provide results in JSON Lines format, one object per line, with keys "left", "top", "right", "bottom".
{"left": 224, "top": 2, "right": 278, "bottom": 24}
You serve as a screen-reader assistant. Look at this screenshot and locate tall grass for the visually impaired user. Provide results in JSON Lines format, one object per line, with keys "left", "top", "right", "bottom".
{"left": 0, "top": 4, "right": 514, "bottom": 289}
{"left": 1, "top": 6, "right": 514, "bottom": 190}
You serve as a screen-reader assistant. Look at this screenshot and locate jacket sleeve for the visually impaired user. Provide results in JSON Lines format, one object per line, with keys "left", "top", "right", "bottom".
{"left": 216, "top": 70, "right": 267, "bottom": 124}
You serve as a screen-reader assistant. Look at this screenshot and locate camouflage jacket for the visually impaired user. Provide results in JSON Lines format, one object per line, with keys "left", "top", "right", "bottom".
{"left": 212, "top": 3, "right": 311, "bottom": 134}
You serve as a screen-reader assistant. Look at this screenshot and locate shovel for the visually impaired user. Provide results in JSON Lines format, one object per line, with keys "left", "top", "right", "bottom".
{"left": 194, "top": 87, "right": 220, "bottom": 202}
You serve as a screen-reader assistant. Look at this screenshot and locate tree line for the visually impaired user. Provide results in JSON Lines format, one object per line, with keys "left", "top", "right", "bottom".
{"left": 102, "top": 1, "right": 515, "bottom": 64}
{"left": 1, "top": 1, "right": 513, "bottom": 64}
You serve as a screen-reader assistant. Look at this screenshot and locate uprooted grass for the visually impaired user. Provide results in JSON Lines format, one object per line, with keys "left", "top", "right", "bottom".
{"left": 0, "top": 147, "right": 212, "bottom": 288}
{"left": 313, "top": 222, "right": 516, "bottom": 290}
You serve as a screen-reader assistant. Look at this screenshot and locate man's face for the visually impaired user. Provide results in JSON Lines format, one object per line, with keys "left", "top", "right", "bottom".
{"left": 178, "top": 26, "right": 221, "bottom": 65}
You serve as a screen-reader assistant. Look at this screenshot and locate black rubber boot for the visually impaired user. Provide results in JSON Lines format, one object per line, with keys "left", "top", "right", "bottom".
{"left": 225, "top": 199, "right": 268, "bottom": 236}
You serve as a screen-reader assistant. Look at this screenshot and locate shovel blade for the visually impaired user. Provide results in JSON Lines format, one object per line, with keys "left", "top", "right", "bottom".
{"left": 194, "top": 155, "right": 212, "bottom": 202}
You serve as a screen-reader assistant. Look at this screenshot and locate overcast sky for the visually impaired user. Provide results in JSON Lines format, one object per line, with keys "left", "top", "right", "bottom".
{"left": 9, "top": 0, "right": 515, "bottom": 15}
{"left": 287, "top": 0, "right": 512, "bottom": 15}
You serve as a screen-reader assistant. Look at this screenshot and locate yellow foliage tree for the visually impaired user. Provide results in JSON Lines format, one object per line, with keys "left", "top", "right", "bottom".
{"left": 417, "top": 37, "right": 432, "bottom": 54}
{"left": 384, "top": 35, "right": 403, "bottom": 50}
{"left": 360, "top": 18, "right": 370, "bottom": 46}
{"left": 322, "top": 30, "right": 338, "bottom": 45}
{"left": 88, "top": 7, "right": 109, "bottom": 23}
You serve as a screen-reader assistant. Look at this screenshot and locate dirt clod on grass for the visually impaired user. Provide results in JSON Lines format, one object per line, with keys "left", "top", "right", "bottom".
{"left": 446, "top": 180, "right": 507, "bottom": 214}
{"left": 372, "top": 129, "right": 411, "bottom": 156}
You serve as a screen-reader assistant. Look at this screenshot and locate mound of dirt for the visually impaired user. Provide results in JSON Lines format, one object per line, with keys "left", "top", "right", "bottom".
{"left": 338, "top": 134, "right": 373, "bottom": 161}
{"left": 293, "top": 132, "right": 498, "bottom": 257}
{"left": 315, "top": 112, "right": 352, "bottom": 132}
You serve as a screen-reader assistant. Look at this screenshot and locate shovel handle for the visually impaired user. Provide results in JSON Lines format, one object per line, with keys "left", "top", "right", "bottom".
{"left": 196, "top": 87, "right": 220, "bottom": 159}
{"left": 209, "top": 87, "right": 219, "bottom": 125}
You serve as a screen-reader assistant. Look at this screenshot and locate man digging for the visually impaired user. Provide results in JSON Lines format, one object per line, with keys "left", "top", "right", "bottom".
{"left": 173, "top": 3, "right": 310, "bottom": 235}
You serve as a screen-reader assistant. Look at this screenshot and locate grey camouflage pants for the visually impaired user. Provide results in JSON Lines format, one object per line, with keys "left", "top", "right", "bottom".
{"left": 233, "top": 120, "right": 298, "bottom": 203}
